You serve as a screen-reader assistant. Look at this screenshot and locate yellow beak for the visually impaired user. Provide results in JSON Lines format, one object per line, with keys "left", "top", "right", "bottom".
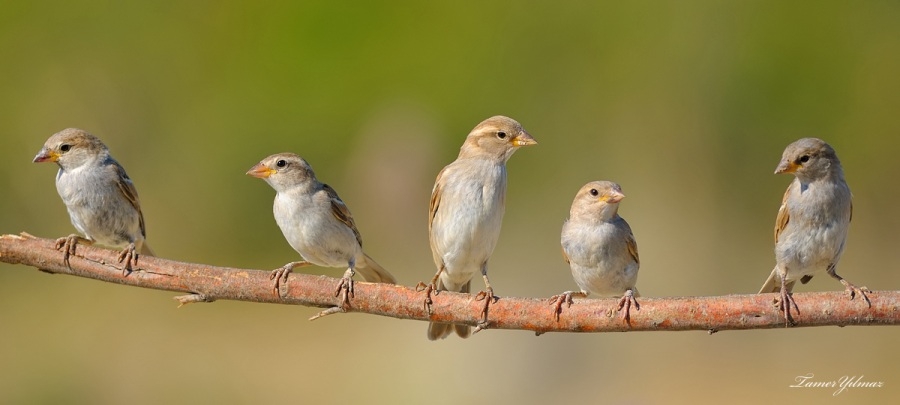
{"left": 512, "top": 131, "right": 537, "bottom": 147}
{"left": 33, "top": 148, "right": 59, "bottom": 163}
{"left": 246, "top": 163, "right": 275, "bottom": 178}
{"left": 604, "top": 191, "right": 625, "bottom": 204}
{"left": 774, "top": 159, "right": 798, "bottom": 174}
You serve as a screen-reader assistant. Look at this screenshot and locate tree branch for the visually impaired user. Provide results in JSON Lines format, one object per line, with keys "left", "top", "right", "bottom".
{"left": 1, "top": 233, "right": 895, "bottom": 334}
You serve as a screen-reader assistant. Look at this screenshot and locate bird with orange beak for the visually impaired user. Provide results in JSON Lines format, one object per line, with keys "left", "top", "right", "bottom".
{"left": 247, "top": 153, "right": 396, "bottom": 309}
{"left": 551, "top": 181, "right": 641, "bottom": 323}
{"left": 33, "top": 128, "right": 153, "bottom": 274}
{"left": 422, "top": 115, "right": 537, "bottom": 340}
{"left": 759, "top": 137, "right": 870, "bottom": 326}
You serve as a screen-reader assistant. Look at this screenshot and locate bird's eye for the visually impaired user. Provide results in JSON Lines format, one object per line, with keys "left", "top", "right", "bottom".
{"left": 59, "top": 144, "right": 71, "bottom": 152}
{"left": 497, "top": 131, "right": 507, "bottom": 139}
{"left": 799, "top": 155, "right": 810, "bottom": 163}
{"left": 276, "top": 159, "right": 287, "bottom": 168}
{"left": 589, "top": 189, "right": 599, "bottom": 196}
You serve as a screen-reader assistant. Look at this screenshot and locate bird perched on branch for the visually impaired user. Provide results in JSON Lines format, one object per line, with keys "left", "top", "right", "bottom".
{"left": 421, "top": 115, "right": 537, "bottom": 340}
{"left": 247, "top": 153, "right": 396, "bottom": 309}
{"left": 33, "top": 128, "right": 154, "bottom": 275}
{"left": 550, "top": 181, "right": 640, "bottom": 323}
{"left": 758, "top": 137, "right": 870, "bottom": 326}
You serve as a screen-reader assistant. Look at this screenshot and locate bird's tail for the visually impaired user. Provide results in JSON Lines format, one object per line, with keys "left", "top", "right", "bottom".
{"left": 139, "top": 240, "right": 155, "bottom": 257}
{"left": 355, "top": 253, "right": 397, "bottom": 284}
{"left": 758, "top": 267, "right": 796, "bottom": 293}
{"left": 427, "top": 279, "right": 471, "bottom": 340}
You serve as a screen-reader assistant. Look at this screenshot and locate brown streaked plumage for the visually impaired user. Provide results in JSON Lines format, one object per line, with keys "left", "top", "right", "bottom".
{"left": 551, "top": 181, "right": 641, "bottom": 323}
{"left": 33, "top": 128, "right": 154, "bottom": 275}
{"left": 758, "top": 138, "right": 869, "bottom": 326}
{"left": 422, "top": 115, "right": 537, "bottom": 340}
{"left": 247, "top": 153, "right": 396, "bottom": 309}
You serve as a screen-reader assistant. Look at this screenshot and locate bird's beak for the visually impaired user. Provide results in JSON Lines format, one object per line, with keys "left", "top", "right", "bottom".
{"left": 774, "top": 159, "right": 798, "bottom": 174}
{"left": 603, "top": 190, "right": 625, "bottom": 204}
{"left": 246, "top": 163, "right": 275, "bottom": 179}
{"left": 512, "top": 131, "right": 537, "bottom": 147}
{"left": 33, "top": 148, "right": 58, "bottom": 163}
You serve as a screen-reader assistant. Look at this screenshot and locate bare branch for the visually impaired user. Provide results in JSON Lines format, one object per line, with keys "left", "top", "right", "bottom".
{"left": 1, "top": 233, "right": 896, "bottom": 334}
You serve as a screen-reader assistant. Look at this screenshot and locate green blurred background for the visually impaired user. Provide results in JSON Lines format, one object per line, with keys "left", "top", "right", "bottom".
{"left": 2, "top": 1, "right": 899, "bottom": 403}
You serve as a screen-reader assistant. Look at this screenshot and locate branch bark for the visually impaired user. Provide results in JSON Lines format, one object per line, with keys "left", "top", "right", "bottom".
{"left": 1, "top": 233, "right": 896, "bottom": 334}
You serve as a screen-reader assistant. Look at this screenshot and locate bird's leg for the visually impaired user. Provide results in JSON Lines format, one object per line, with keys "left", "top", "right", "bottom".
{"left": 415, "top": 265, "right": 444, "bottom": 314}
{"left": 826, "top": 266, "right": 872, "bottom": 308}
{"left": 54, "top": 234, "right": 91, "bottom": 269}
{"left": 116, "top": 242, "right": 140, "bottom": 276}
{"left": 335, "top": 267, "right": 356, "bottom": 310}
{"left": 616, "top": 289, "right": 640, "bottom": 324}
{"left": 270, "top": 261, "right": 312, "bottom": 297}
{"left": 474, "top": 270, "right": 498, "bottom": 327}
{"left": 777, "top": 274, "right": 799, "bottom": 327}
{"left": 548, "top": 291, "right": 588, "bottom": 321}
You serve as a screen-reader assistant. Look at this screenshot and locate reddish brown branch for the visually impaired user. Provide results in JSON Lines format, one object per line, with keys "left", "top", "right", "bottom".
{"left": 1, "top": 233, "right": 896, "bottom": 333}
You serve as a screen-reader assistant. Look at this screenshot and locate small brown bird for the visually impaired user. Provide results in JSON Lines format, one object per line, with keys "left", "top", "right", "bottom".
{"left": 33, "top": 128, "right": 154, "bottom": 274}
{"left": 551, "top": 181, "right": 640, "bottom": 323}
{"left": 247, "top": 153, "right": 396, "bottom": 309}
{"left": 423, "top": 115, "right": 537, "bottom": 340}
{"left": 758, "top": 138, "right": 869, "bottom": 326}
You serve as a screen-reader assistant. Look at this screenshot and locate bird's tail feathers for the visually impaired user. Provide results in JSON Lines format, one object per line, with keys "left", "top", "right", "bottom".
{"left": 140, "top": 240, "right": 155, "bottom": 257}
{"left": 759, "top": 268, "right": 796, "bottom": 294}
{"left": 427, "top": 279, "right": 471, "bottom": 340}
{"left": 356, "top": 253, "right": 397, "bottom": 284}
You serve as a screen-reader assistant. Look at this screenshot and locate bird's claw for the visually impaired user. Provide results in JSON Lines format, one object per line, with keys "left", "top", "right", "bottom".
{"left": 416, "top": 282, "right": 437, "bottom": 314}
{"left": 474, "top": 287, "right": 498, "bottom": 324}
{"left": 549, "top": 293, "right": 575, "bottom": 322}
{"left": 270, "top": 261, "right": 311, "bottom": 298}
{"left": 54, "top": 234, "right": 83, "bottom": 268}
{"left": 270, "top": 267, "right": 292, "bottom": 297}
{"left": 775, "top": 290, "right": 799, "bottom": 327}
{"left": 616, "top": 290, "right": 640, "bottom": 324}
{"left": 116, "top": 243, "right": 138, "bottom": 276}
{"left": 842, "top": 282, "right": 872, "bottom": 308}
{"left": 335, "top": 269, "right": 355, "bottom": 310}
{"left": 472, "top": 320, "right": 490, "bottom": 335}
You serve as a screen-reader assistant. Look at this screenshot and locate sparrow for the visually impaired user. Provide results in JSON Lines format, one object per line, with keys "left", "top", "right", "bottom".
{"left": 422, "top": 115, "right": 537, "bottom": 340}
{"left": 758, "top": 137, "right": 869, "bottom": 326}
{"left": 33, "top": 128, "right": 154, "bottom": 275}
{"left": 550, "top": 181, "right": 640, "bottom": 323}
{"left": 247, "top": 153, "right": 396, "bottom": 309}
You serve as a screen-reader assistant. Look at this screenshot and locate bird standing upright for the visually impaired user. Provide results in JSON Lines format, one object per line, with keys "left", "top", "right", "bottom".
{"left": 758, "top": 138, "right": 869, "bottom": 325}
{"left": 33, "top": 128, "right": 154, "bottom": 275}
{"left": 551, "top": 181, "right": 641, "bottom": 323}
{"left": 247, "top": 153, "right": 396, "bottom": 310}
{"left": 423, "top": 115, "right": 537, "bottom": 340}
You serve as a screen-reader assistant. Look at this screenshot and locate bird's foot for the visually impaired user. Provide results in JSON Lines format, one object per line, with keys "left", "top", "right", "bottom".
{"left": 270, "top": 261, "right": 311, "bottom": 297}
{"left": 116, "top": 243, "right": 139, "bottom": 276}
{"left": 840, "top": 280, "right": 872, "bottom": 308}
{"left": 616, "top": 289, "right": 640, "bottom": 324}
{"left": 415, "top": 281, "right": 440, "bottom": 314}
{"left": 775, "top": 289, "right": 799, "bottom": 327}
{"left": 334, "top": 268, "right": 356, "bottom": 310}
{"left": 548, "top": 291, "right": 585, "bottom": 322}
{"left": 474, "top": 287, "right": 498, "bottom": 325}
{"left": 54, "top": 234, "right": 88, "bottom": 269}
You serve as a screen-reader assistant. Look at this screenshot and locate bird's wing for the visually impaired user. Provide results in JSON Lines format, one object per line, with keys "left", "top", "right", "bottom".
{"left": 110, "top": 161, "right": 146, "bottom": 238}
{"left": 428, "top": 166, "right": 449, "bottom": 238}
{"left": 774, "top": 182, "right": 793, "bottom": 244}
{"left": 561, "top": 245, "right": 571, "bottom": 265}
{"left": 323, "top": 184, "right": 362, "bottom": 248}
{"left": 625, "top": 231, "right": 640, "bottom": 266}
